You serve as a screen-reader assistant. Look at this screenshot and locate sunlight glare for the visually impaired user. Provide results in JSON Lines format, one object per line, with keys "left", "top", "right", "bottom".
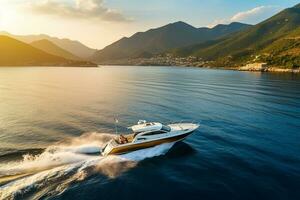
{"left": 0, "top": 4, "right": 18, "bottom": 30}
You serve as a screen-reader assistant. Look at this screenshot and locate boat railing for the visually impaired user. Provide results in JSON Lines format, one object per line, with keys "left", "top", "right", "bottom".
{"left": 168, "top": 120, "right": 200, "bottom": 125}
{"left": 167, "top": 120, "right": 200, "bottom": 130}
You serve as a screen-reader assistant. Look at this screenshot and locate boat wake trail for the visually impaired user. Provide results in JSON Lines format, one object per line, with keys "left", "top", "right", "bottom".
{"left": 0, "top": 132, "right": 175, "bottom": 199}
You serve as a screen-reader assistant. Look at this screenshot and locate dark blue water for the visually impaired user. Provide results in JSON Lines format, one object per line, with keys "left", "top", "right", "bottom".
{"left": 0, "top": 66, "right": 299, "bottom": 200}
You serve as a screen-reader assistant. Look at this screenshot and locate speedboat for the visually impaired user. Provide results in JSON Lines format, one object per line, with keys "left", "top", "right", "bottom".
{"left": 101, "top": 120, "right": 199, "bottom": 156}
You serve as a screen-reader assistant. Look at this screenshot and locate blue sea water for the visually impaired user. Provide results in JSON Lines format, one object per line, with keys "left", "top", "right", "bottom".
{"left": 0, "top": 66, "right": 299, "bottom": 200}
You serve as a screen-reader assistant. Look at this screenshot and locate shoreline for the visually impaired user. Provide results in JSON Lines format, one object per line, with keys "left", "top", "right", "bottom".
{"left": 224, "top": 66, "right": 300, "bottom": 73}
{"left": 97, "top": 63, "right": 300, "bottom": 73}
{"left": 0, "top": 64, "right": 99, "bottom": 68}
{"left": 1, "top": 64, "right": 299, "bottom": 73}
{"left": 236, "top": 67, "right": 300, "bottom": 73}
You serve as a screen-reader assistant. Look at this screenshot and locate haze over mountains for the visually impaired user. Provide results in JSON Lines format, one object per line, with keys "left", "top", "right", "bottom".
{"left": 31, "top": 39, "right": 80, "bottom": 61}
{"left": 0, "top": 36, "right": 95, "bottom": 66}
{"left": 0, "top": 32, "right": 97, "bottom": 59}
{"left": 91, "top": 22, "right": 251, "bottom": 62}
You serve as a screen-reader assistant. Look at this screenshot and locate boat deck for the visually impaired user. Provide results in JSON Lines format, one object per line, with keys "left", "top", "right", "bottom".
{"left": 115, "top": 133, "right": 135, "bottom": 144}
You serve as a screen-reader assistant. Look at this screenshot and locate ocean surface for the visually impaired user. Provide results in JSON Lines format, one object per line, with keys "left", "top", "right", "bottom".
{"left": 0, "top": 66, "right": 299, "bottom": 200}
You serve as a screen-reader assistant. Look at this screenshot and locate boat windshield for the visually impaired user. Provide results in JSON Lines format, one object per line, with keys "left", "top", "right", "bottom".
{"left": 161, "top": 125, "right": 171, "bottom": 132}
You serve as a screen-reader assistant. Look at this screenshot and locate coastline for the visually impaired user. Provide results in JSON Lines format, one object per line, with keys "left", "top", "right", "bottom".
{"left": 0, "top": 63, "right": 99, "bottom": 68}
{"left": 3, "top": 62, "right": 298, "bottom": 73}
{"left": 97, "top": 62, "right": 300, "bottom": 73}
{"left": 95, "top": 55, "right": 300, "bottom": 73}
{"left": 233, "top": 66, "right": 300, "bottom": 73}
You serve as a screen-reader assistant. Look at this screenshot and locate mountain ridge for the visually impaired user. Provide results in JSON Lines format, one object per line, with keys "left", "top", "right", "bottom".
{"left": 91, "top": 21, "right": 251, "bottom": 62}
{"left": 0, "top": 32, "right": 97, "bottom": 59}
{"left": 30, "top": 39, "right": 80, "bottom": 61}
{"left": 0, "top": 35, "right": 96, "bottom": 67}
{"left": 171, "top": 3, "right": 300, "bottom": 68}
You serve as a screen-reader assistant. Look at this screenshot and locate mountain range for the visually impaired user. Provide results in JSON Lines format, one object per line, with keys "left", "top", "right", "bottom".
{"left": 0, "top": 35, "right": 96, "bottom": 67}
{"left": 1, "top": 3, "right": 299, "bottom": 68}
{"left": 92, "top": 3, "right": 300, "bottom": 69}
{"left": 170, "top": 3, "right": 300, "bottom": 68}
{"left": 30, "top": 39, "right": 80, "bottom": 61}
{"left": 0, "top": 32, "right": 97, "bottom": 59}
{"left": 91, "top": 22, "right": 251, "bottom": 62}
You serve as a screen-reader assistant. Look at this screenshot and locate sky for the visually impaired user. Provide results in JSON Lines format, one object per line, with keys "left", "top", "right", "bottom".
{"left": 0, "top": 0, "right": 299, "bottom": 49}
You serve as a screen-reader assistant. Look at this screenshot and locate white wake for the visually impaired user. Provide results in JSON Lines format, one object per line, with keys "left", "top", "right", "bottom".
{"left": 0, "top": 132, "right": 175, "bottom": 199}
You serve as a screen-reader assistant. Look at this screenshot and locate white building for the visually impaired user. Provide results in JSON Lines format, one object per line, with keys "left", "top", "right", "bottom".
{"left": 239, "top": 63, "right": 268, "bottom": 71}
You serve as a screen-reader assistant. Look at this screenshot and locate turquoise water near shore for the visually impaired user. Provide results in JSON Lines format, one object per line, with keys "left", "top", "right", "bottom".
{"left": 0, "top": 66, "right": 299, "bottom": 199}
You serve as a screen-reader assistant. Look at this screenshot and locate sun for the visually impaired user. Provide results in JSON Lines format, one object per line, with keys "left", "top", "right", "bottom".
{"left": 0, "top": 3, "right": 19, "bottom": 31}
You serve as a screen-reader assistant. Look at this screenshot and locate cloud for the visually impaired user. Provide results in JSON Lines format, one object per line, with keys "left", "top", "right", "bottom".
{"left": 230, "top": 5, "right": 280, "bottom": 23}
{"left": 27, "top": 0, "right": 131, "bottom": 22}
{"left": 209, "top": 5, "right": 281, "bottom": 27}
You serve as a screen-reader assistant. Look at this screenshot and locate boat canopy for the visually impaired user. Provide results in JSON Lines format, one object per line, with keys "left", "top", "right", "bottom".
{"left": 130, "top": 121, "right": 163, "bottom": 133}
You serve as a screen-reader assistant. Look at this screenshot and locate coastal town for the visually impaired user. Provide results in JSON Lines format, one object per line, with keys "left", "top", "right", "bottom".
{"left": 101, "top": 54, "right": 208, "bottom": 67}
{"left": 101, "top": 54, "right": 300, "bottom": 73}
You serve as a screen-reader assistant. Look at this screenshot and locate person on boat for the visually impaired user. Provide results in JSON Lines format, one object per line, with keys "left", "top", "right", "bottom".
{"left": 119, "top": 134, "right": 128, "bottom": 144}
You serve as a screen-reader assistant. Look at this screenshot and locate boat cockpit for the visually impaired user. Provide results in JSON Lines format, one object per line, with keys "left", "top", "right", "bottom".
{"left": 115, "top": 121, "right": 171, "bottom": 144}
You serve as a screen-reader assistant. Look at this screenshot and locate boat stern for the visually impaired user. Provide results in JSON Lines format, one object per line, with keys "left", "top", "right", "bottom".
{"left": 101, "top": 139, "right": 117, "bottom": 156}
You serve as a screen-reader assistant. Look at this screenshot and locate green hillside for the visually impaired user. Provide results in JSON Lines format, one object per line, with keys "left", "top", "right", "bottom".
{"left": 31, "top": 39, "right": 80, "bottom": 60}
{"left": 259, "top": 27, "right": 300, "bottom": 68}
{"left": 173, "top": 3, "right": 300, "bottom": 68}
{"left": 91, "top": 21, "right": 250, "bottom": 62}
{"left": 0, "top": 36, "right": 96, "bottom": 67}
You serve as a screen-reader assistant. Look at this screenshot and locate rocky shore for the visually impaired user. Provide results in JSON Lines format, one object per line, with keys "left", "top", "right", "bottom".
{"left": 237, "top": 63, "right": 300, "bottom": 73}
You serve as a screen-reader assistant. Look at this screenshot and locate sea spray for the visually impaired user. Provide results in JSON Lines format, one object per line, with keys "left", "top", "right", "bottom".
{"left": 0, "top": 132, "right": 115, "bottom": 177}
{"left": 61, "top": 132, "right": 115, "bottom": 148}
{"left": 0, "top": 132, "right": 176, "bottom": 199}
{"left": 92, "top": 142, "right": 175, "bottom": 178}
{"left": 121, "top": 142, "right": 175, "bottom": 161}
